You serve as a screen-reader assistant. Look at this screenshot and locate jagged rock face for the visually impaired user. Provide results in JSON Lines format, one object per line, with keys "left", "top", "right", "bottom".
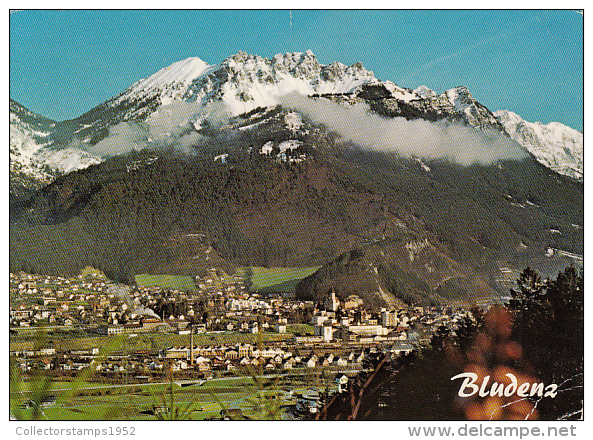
{"left": 176, "top": 50, "right": 377, "bottom": 114}
{"left": 110, "top": 50, "right": 377, "bottom": 115}
{"left": 494, "top": 110, "right": 583, "bottom": 180}
{"left": 378, "top": 84, "right": 503, "bottom": 130}
{"left": 329, "top": 83, "right": 506, "bottom": 131}
{"left": 9, "top": 51, "right": 583, "bottom": 194}
{"left": 442, "top": 86, "right": 502, "bottom": 128}
{"left": 413, "top": 85, "right": 437, "bottom": 99}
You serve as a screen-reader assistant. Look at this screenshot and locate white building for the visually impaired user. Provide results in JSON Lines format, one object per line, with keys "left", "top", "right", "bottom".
{"left": 348, "top": 325, "right": 387, "bottom": 337}
{"left": 312, "top": 313, "right": 330, "bottom": 326}
{"left": 315, "top": 324, "right": 334, "bottom": 342}
{"left": 324, "top": 291, "right": 340, "bottom": 312}
{"left": 108, "top": 326, "right": 123, "bottom": 335}
{"left": 381, "top": 308, "right": 399, "bottom": 327}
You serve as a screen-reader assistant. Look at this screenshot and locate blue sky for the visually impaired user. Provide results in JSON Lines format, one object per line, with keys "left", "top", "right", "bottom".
{"left": 10, "top": 10, "right": 583, "bottom": 130}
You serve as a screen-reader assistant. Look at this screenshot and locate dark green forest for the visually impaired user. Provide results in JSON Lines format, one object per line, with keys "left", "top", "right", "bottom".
{"left": 10, "top": 131, "right": 582, "bottom": 307}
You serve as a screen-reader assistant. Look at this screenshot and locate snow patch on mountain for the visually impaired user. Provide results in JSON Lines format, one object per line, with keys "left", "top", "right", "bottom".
{"left": 260, "top": 141, "right": 274, "bottom": 155}
{"left": 413, "top": 85, "right": 437, "bottom": 99}
{"left": 35, "top": 147, "right": 102, "bottom": 174}
{"left": 382, "top": 81, "right": 419, "bottom": 102}
{"left": 494, "top": 110, "right": 583, "bottom": 180}
{"left": 278, "top": 139, "right": 302, "bottom": 153}
{"left": 10, "top": 116, "right": 51, "bottom": 181}
{"left": 115, "top": 50, "right": 379, "bottom": 119}
{"left": 258, "top": 139, "right": 305, "bottom": 163}
{"left": 10, "top": 104, "right": 102, "bottom": 187}
{"left": 415, "top": 157, "right": 431, "bottom": 172}
{"left": 284, "top": 111, "right": 302, "bottom": 131}
{"left": 214, "top": 153, "right": 229, "bottom": 163}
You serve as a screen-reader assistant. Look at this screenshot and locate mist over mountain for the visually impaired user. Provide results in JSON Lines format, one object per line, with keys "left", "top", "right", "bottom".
{"left": 9, "top": 50, "right": 583, "bottom": 309}
{"left": 279, "top": 93, "right": 526, "bottom": 165}
{"left": 10, "top": 51, "right": 582, "bottom": 186}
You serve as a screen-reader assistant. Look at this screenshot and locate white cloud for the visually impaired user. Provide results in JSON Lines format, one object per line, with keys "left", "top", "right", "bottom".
{"left": 279, "top": 93, "right": 527, "bottom": 165}
{"left": 84, "top": 100, "right": 231, "bottom": 157}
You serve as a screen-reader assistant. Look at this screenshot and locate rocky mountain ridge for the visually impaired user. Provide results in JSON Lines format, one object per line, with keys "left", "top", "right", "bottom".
{"left": 10, "top": 51, "right": 583, "bottom": 194}
{"left": 494, "top": 110, "right": 583, "bottom": 181}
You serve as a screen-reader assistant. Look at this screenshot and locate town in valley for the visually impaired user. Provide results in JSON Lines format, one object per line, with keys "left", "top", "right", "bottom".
{"left": 10, "top": 266, "right": 479, "bottom": 419}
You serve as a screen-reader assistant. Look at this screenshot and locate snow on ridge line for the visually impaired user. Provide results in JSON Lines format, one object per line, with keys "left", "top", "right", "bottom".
{"left": 132, "top": 57, "right": 211, "bottom": 90}
{"left": 494, "top": 109, "right": 583, "bottom": 180}
{"left": 121, "top": 51, "right": 379, "bottom": 117}
{"left": 13, "top": 50, "right": 584, "bottom": 183}
{"left": 495, "top": 110, "right": 583, "bottom": 138}
{"left": 121, "top": 51, "right": 499, "bottom": 121}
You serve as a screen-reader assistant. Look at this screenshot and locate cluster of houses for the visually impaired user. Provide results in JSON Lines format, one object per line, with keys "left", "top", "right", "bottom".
{"left": 10, "top": 270, "right": 474, "bottom": 383}
{"left": 10, "top": 272, "right": 110, "bottom": 328}
{"left": 9, "top": 269, "right": 262, "bottom": 329}
{"left": 11, "top": 340, "right": 381, "bottom": 377}
{"left": 306, "top": 291, "right": 469, "bottom": 345}
{"left": 160, "top": 342, "right": 376, "bottom": 373}
{"left": 9, "top": 269, "right": 307, "bottom": 339}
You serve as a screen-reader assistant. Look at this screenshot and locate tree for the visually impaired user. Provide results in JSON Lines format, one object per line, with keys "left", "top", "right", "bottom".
{"left": 507, "top": 266, "right": 545, "bottom": 321}
{"left": 243, "top": 267, "right": 254, "bottom": 292}
{"left": 506, "top": 265, "right": 583, "bottom": 420}
{"left": 317, "top": 266, "right": 583, "bottom": 421}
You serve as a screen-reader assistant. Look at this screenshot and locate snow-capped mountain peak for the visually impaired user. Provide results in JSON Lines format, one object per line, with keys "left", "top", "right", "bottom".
{"left": 108, "top": 50, "right": 380, "bottom": 119}
{"left": 122, "top": 57, "right": 215, "bottom": 106}
{"left": 494, "top": 110, "right": 583, "bottom": 180}
{"left": 413, "top": 85, "right": 437, "bottom": 99}
{"left": 175, "top": 50, "right": 379, "bottom": 115}
{"left": 131, "top": 56, "right": 211, "bottom": 91}
{"left": 10, "top": 51, "right": 584, "bottom": 196}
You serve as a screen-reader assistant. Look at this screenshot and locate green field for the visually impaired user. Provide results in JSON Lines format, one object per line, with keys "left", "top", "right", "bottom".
{"left": 11, "top": 377, "right": 261, "bottom": 420}
{"left": 10, "top": 373, "right": 335, "bottom": 420}
{"left": 135, "top": 274, "right": 197, "bottom": 292}
{"left": 286, "top": 324, "right": 315, "bottom": 336}
{"left": 134, "top": 267, "right": 319, "bottom": 294}
{"left": 10, "top": 330, "right": 293, "bottom": 353}
{"left": 243, "top": 266, "right": 320, "bottom": 293}
{"left": 80, "top": 266, "right": 107, "bottom": 279}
